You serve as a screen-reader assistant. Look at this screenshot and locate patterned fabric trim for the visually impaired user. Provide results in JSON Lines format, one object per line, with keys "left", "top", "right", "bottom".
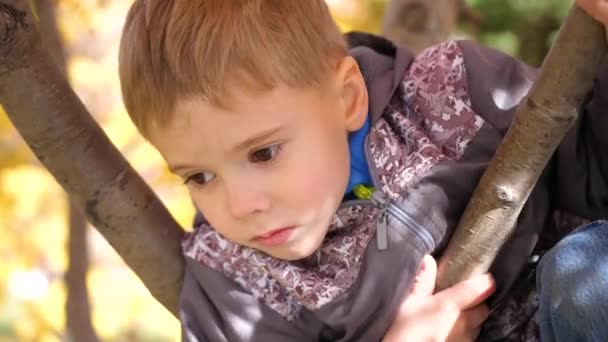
{"left": 183, "top": 206, "right": 377, "bottom": 321}
{"left": 369, "top": 41, "right": 484, "bottom": 199}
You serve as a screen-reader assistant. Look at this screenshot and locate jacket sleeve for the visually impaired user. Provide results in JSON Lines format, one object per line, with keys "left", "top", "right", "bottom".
{"left": 458, "top": 40, "right": 608, "bottom": 221}
{"left": 555, "top": 59, "right": 608, "bottom": 219}
{"left": 457, "top": 40, "right": 537, "bottom": 134}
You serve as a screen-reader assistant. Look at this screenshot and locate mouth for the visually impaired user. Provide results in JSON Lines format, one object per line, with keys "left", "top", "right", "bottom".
{"left": 253, "top": 226, "right": 296, "bottom": 247}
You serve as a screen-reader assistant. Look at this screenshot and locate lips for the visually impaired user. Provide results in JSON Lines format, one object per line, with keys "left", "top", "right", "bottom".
{"left": 253, "top": 226, "right": 295, "bottom": 247}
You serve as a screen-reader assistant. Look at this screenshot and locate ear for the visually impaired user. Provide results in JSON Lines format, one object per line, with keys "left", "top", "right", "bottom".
{"left": 335, "top": 56, "right": 369, "bottom": 132}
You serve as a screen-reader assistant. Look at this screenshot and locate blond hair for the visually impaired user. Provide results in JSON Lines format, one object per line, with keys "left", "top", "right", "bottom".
{"left": 119, "top": 0, "right": 347, "bottom": 137}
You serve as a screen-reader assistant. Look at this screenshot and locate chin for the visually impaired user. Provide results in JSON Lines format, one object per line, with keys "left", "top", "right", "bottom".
{"left": 269, "top": 246, "right": 317, "bottom": 261}
{"left": 269, "top": 235, "right": 325, "bottom": 261}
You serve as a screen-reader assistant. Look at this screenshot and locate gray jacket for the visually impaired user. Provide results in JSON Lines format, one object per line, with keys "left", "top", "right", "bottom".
{"left": 180, "top": 33, "right": 608, "bottom": 341}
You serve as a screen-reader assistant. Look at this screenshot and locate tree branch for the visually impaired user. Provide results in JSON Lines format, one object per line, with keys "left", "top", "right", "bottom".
{"left": 436, "top": 5, "right": 607, "bottom": 290}
{"left": 382, "top": 0, "right": 460, "bottom": 54}
{"left": 0, "top": 0, "right": 184, "bottom": 316}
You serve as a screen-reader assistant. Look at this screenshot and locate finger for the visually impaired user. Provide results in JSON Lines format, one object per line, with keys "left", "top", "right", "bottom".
{"left": 445, "top": 322, "right": 481, "bottom": 342}
{"left": 434, "top": 273, "right": 495, "bottom": 310}
{"left": 462, "top": 303, "right": 490, "bottom": 329}
{"left": 577, "top": 0, "right": 608, "bottom": 24}
{"left": 443, "top": 304, "right": 489, "bottom": 342}
{"left": 469, "top": 326, "right": 481, "bottom": 342}
{"left": 410, "top": 255, "right": 437, "bottom": 298}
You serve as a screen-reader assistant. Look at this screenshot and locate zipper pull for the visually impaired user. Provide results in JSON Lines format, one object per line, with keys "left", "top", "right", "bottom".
{"left": 372, "top": 190, "right": 389, "bottom": 250}
{"left": 376, "top": 212, "right": 388, "bottom": 250}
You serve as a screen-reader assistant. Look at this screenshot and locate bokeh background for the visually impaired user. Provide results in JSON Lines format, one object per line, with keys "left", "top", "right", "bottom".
{"left": 0, "top": 0, "right": 575, "bottom": 340}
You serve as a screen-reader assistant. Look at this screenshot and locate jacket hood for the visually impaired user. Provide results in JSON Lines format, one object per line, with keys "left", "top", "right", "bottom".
{"left": 346, "top": 31, "right": 415, "bottom": 123}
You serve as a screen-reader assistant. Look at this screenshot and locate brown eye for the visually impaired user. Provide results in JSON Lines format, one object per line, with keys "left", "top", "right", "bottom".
{"left": 250, "top": 145, "right": 281, "bottom": 163}
{"left": 185, "top": 172, "right": 215, "bottom": 185}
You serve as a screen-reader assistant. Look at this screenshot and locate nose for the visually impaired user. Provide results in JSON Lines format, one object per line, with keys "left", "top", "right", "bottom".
{"left": 224, "top": 178, "right": 271, "bottom": 220}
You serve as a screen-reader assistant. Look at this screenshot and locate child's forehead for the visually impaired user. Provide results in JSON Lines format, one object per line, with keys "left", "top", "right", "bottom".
{"left": 174, "top": 84, "right": 331, "bottom": 117}
{"left": 151, "top": 92, "right": 337, "bottom": 155}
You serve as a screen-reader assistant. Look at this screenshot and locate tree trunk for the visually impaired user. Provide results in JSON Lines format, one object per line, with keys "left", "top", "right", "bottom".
{"left": 0, "top": 0, "right": 184, "bottom": 316}
{"left": 33, "top": 0, "right": 101, "bottom": 338}
{"left": 382, "top": 0, "right": 461, "bottom": 54}
{"left": 516, "top": 14, "right": 560, "bottom": 67}
{"left": 65, "top": 201, "right": 99, "bottom": 342}
{"left": 436, "top": 5, "right": 607, "bottom": 290}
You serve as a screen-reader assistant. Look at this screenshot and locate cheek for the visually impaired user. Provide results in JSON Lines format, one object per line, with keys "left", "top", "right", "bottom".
{"left": 286, "top": 169, "right": 330, "bottom": 208}
{"left": 281, "top": 135, "right": 350, "bottom": 209}
{"left": 190, "top": 189, "right": 233, "bottom": 235}
{"left": 190, "top": 190, "right": 213, "bottom": 222}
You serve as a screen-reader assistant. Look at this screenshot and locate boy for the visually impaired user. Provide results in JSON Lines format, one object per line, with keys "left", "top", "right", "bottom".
{"left": 118, "top": 1, "right": 608, "bottom": 341}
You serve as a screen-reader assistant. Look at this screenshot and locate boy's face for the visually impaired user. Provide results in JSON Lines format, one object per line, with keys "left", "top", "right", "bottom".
{"left": 149, "top": 58, "right": 367, "bottom": 260}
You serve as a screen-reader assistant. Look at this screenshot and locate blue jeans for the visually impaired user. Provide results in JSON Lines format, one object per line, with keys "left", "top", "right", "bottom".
{"left": 537, "top": 220, "right": 608, "bottom": 342}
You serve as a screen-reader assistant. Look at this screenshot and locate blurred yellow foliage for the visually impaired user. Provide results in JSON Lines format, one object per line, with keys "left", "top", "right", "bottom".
{"left": 0, "top": 0, "right": 188, "bottom": 340}
{"left": 0, "top": 0, "right": 380, "bottom": 340}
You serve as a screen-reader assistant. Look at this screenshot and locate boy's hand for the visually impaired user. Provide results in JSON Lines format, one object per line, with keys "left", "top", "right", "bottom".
{"left": 383, "top": 255, "right": 495, "bottom": 342}
{"left": 577, "top": 0, "right": 608, "bottom": 24}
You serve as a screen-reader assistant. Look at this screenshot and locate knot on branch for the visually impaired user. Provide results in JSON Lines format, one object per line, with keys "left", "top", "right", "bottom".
{"left": 495, "top": 186, "right": 515, "bottom": 207}
{"left": 0, "top": 3, "right": 27, "bottom": 45}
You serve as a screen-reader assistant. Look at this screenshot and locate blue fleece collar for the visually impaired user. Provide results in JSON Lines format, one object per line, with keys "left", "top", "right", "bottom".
{"left": 345, "top": 113, "right": 373, "bottom": 194}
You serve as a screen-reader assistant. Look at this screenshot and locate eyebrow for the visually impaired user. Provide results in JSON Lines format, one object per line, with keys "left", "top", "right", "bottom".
{"left": 168, "top": 124, "right": 285, "bottom": 174}
{"left": 232, "top": 124, "right": 284, "bottom": 153}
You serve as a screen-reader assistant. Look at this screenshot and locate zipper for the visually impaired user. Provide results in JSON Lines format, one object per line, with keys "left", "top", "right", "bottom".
{"left": 371, "top": 191, "right": 435, "bottom": 252}
{"left": 342, "top": 129, "right": 434, "bottom": 251}
{"left": 361, "top": 133, "right": 389, "bottom": 250}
